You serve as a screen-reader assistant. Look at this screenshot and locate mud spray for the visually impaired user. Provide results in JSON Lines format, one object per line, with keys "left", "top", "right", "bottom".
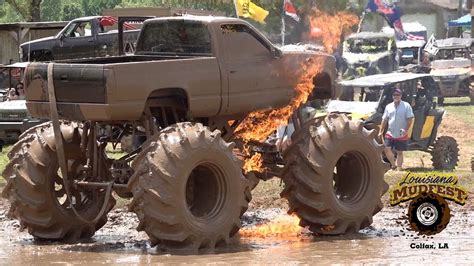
{"left": 237, "top": 11, "right": 359, "bottom": 239}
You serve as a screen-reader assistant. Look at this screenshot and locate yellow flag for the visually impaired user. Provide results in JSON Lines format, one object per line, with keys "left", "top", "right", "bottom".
{"left": 235, "top": 0, "right": 269, "bottom": 24}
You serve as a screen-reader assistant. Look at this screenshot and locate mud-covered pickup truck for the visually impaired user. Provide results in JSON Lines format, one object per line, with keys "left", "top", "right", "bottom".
{"left": 9, "top": 17, "right": 386, "bottom": 251}
{"left": 20, "top": 16, "right": 140, "bottom": 61}
{"left": 25, "top": 16, "right": 336, "bottom": 122}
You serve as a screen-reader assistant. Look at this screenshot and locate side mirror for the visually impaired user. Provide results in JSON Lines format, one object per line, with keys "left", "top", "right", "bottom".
{"left": 272, "top": 48, "right": 283, "bottom": 59}
{"left": 59, "top": 34, "right": 66, "bottom": 41}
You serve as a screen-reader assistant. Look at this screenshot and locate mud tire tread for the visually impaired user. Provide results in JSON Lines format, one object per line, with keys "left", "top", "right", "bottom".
{"left": 431, "top": 136, "right": 459, "bottom": 171}
{"left": 128, "top": 122, "right": 250, "bottom": 250}
{"left": 281, "top": 114, "right": 388, "bottom": 235}
{"left": 1, "top": 122, "right": 115, "bottom": 242}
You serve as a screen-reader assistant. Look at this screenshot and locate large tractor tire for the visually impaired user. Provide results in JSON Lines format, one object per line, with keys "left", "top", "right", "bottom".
{"left": 128, "top": 122, "right": 250, "bottom": 250}
{"left": 281, "top": 114, "right": 388, "bottom": 235}
{"left": 2, "top": 123, "right": 115, "bottom": 241}
{"left": 431, "top": 136, "right": 459, "bottom": 171}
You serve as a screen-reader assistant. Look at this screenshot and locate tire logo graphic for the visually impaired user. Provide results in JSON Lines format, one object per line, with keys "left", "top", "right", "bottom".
{"left": 416, "top": 202, "right": 438, "bottom": 226}
{"left": 408, "top": 192, "right": 451, "bottom": 235}
{"left": 389, "top": 172, "right": 468, "bottom": 235}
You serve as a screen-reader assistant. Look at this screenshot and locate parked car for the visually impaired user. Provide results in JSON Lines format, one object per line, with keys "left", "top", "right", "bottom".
{"left": 0, "top": 63, "right": 45, "bottom": 149}
{"left": 20, "top": 16, "right": 140, "bottom": 61}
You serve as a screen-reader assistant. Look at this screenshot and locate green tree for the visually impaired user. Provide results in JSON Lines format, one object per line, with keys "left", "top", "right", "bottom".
{"left": 62, "top": 1, "right": 83, "bottom": 21}
{"left": 82, "top": 0, "right": 122, "bottom": 16}
{"left": 41, "top": 0, "right": 63, "bottom": 21}
{"left": 5, "top": 0, "right": 43, "bottom": 21}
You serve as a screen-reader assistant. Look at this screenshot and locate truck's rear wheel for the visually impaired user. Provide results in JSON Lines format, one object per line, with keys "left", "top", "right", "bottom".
{"left": 2, "top": 123, "right": 115, "bottom": 241}
{"left": 431, "top": 136, "right": 459, "bottom": 171}
{"left": 128, "top": 122, "right": 250, "bottom": 250}
{"left": 281, "top": 115, "right": 388, "bottom": 234}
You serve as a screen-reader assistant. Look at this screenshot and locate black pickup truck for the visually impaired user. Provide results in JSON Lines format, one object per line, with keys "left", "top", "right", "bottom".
{"left": 20, "top": 16, "right": 140, "bottom": 61}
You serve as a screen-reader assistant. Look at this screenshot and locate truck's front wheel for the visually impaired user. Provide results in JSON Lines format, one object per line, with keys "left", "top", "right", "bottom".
{"left": 128, "top": 122, "right": 250, "bottom": 250}
{"left": 281, "top": 115, "right": 388, "bottom": 234}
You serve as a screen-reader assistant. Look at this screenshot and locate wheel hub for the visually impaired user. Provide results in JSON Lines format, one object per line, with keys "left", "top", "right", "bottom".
{"left": 416, "top": 202, "right": 438, "bottom": 226}
{"left": 186, "top": 163, "right": 226, "bottom": 219}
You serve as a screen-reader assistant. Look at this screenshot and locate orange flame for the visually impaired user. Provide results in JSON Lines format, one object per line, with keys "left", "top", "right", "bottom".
{"left": 235, "top": 11, "right": 359, "bottom": 172}
{"left": 240, "top": 214, "right": 303, "bottom": 239}
{"left": 235, "top": 59, "right": 324, "bottom": 143}
{"left": 309, "top": 11, "right": 359, "bottom": 54}
{"left": 243, "top": 152, "right": 264, "bottom": 174}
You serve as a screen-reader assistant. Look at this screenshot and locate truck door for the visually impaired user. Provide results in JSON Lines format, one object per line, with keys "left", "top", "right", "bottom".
{"left": 55, "top": 21, "right": 97, "bottom": 60}
{"left": 220, "top": 23, "right": 290, "bottom": 115}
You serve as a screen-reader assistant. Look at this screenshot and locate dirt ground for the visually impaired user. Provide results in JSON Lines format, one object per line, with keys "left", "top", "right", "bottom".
{"left": 0, "top": 99, "right": 472, "bottom": 263}
{"left": 0, "top": 190, "right": 472, "bottom": 264}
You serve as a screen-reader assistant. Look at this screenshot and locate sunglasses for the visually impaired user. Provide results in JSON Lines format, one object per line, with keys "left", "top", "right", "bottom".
{"left": 393, "top": 93, "right": 401, "bottom": 96}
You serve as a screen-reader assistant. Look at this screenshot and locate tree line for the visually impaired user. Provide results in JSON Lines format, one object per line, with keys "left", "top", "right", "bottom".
{"left": 0, "top": 0, "right": 364, "bottom": 36}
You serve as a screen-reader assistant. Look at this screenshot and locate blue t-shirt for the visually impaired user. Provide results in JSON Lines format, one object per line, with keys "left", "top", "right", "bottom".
{"left": 382, "top": 101, "right": 414, "bottom": 139}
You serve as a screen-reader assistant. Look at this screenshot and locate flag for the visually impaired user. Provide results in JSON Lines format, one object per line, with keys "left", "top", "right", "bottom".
{"left": 284, "top": 0, "right": 300, "bottom": 22}
{"left": 366, "top": 0, "right": 410, "bottom": 41}
{"left": 100, "top": 16, "right": 137, "bottom": 30}
{"left": 235, "top": 0, "right": 269, "bottom": 24}
{"left": 366, "top": 0, "right": 394, "bottom": 15}
{"left": 405, "top": 33, "right": 425, "bottom": 41}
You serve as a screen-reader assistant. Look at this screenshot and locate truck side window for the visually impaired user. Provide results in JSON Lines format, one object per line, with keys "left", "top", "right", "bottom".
{"left": 64, "top": 22, "right": 92, "bottom": 38}
{"left": 138, "top": 21, "right": 211, "bottom": 55}
{"left": 221, "top": 24, "right": 270, "bottom": 61}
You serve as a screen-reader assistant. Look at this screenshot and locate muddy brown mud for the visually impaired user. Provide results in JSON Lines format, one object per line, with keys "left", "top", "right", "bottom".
{"left": 0, "top": 198, "right": 472, "bottom": 264}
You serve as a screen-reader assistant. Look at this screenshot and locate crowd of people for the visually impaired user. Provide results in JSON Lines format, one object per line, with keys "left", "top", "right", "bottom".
{"left": 5, "top": 83, "right": 25, "bottom": 101}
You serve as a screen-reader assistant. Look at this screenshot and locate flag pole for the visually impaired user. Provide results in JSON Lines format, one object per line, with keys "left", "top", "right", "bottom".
{"left": 233, "top": 0, "right": 239, "bottom": 18}
{"left": 281, "top": 1, "right": 286, "bottom": 45}
{"left": 357, "top": 11, "right": 366, "bottom": 33}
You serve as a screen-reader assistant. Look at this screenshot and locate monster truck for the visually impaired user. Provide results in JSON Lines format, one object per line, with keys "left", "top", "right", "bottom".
{"left": 20, "top": 16, "right": 140, "bottom": 62}
{"left": 3, "top": 17, "right": 387, "bottom": 250}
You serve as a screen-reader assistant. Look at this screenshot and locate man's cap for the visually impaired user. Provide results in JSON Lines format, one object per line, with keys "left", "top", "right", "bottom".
{"left": 393, "top": 88, "right": 402, "bottom": 95}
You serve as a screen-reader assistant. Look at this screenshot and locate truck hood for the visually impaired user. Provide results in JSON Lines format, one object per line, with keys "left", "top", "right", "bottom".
{"left": 0, "top": 100, "right": 27, "bottom": 111}
{"left": 342, "top": 51, "right": 391, "bottom": 65}
{"left": 326, "top": 100, "right": 378, "bottom": 118}
{"left": 21, "top": 36, "right": 56, "bottom": 48}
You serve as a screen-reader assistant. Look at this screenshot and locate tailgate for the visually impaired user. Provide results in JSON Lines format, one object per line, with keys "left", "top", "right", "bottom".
{"left": 25, "top": 63, "right": 107, "bottom": 104}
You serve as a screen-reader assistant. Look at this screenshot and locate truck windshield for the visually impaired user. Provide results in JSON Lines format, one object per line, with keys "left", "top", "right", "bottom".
{"left": 346, "top": 38, "right": 389, "bottom": 54}
{"left": 137, "top": 20, "right": 212, "bottom": 55}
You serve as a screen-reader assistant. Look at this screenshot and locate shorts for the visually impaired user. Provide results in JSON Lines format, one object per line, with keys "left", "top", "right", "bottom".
{"left": 384, "top": 138, "right": 408, "bottom": 151}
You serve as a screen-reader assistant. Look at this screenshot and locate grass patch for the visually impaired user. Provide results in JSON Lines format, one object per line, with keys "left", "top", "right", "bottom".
{"left": 0, "top": 145, "right": 12, "bottom": 188}
{"left": 441, "top": 97, "right": 474, "bottom": 130}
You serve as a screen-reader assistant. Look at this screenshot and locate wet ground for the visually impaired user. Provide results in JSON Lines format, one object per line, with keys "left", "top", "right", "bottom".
{"left": 0, "top": 198, "right": 473, "bottom": 264}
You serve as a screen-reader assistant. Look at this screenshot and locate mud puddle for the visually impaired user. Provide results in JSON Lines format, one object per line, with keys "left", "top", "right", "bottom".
{"left": 0, "top": 202, "right": 473, "bottom": 264}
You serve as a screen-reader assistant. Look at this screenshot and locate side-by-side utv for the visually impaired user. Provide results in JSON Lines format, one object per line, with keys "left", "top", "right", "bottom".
{"left": 335, "top": 72, "right": 459, "bottom": 170}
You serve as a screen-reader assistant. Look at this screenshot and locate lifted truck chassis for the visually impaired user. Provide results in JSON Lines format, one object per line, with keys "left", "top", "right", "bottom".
{"left": 2, "top": 62, "right": 388, "bottom": 250}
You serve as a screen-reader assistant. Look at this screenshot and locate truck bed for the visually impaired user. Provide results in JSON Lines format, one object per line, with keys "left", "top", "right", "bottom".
{"left": 25, "top": 54, "right": 222, "bottom": 121}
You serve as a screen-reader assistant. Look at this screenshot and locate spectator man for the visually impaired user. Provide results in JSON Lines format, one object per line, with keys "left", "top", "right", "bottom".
{"left": 379, "top": 85, "right": 414, "bottom": 170}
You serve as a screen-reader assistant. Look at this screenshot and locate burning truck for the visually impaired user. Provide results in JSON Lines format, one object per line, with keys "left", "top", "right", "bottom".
{"left": 2, "top": 16, "right": 388, "bottom": 250}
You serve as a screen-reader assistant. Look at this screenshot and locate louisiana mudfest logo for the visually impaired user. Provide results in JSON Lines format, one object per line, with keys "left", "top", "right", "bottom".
{"left": 389, "top": 172, "right": 468, "bottom": 235}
